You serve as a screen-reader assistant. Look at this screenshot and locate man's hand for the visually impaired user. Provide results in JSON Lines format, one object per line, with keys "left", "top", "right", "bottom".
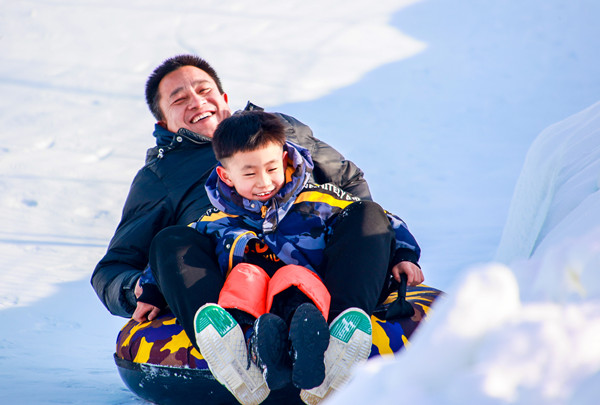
{"left": 132, "top": 301, "right": 161, "bottom": 323}
{"left": 132, "top": 279, "right": 161, "bottom": 323}
{"left": 391, "top": 261, "right": 424, "bottom": 286}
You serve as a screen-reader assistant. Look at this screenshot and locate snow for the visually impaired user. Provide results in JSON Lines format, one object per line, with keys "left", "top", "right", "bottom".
{"left": 1, "top": 0, "right": 599, "bottom": 404}
{"left": 496, "top": 102, "right": 600, "bottom": 263}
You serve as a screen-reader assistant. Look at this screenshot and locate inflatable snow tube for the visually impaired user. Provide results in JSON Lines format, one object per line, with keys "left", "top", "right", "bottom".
{"left": 115, "top": 285, "right": 442, "bottom": 405}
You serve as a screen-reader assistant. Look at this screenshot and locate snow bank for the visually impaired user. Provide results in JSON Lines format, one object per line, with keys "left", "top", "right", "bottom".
{"left": 327, "top": 102, "right": 600, "bottom": 405}
{"left": 496, "top": 101, "right": 600, "bottom": 263}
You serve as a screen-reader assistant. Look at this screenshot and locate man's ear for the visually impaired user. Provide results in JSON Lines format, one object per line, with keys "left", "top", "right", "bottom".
{"left": 223, "top": 93, "right": 229, "bottom": 104}
{"left": 216, "top": 165, "right": 234, "bottom": 187}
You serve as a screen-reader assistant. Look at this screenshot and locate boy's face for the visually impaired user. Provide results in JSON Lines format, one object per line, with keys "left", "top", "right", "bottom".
{"left": 216, "top": 142, "right": 288, "bottom": 202}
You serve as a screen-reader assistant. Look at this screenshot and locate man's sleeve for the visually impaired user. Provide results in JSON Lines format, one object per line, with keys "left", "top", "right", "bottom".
{"left": 91, "top": 168, "right": 174, "bottom": 317}
{"left": 276, "top": 113, "right": 373, "bottom": 200}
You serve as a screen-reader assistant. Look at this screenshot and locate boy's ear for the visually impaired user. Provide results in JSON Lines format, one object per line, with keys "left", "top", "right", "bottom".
{"left": 282, "top": 150, "right": 288, "bottom": 168}
{"left": 216, "top": 165, "right": 234, "bottom": 187}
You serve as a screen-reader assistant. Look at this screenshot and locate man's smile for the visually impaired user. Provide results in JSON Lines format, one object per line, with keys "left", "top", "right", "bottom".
{"left": 191, "top": 111, "right": 214, "bottom": 124}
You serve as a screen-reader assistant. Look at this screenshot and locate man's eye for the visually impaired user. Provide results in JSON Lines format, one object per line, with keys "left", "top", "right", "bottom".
{"left": 173, "top": 98, "right": 185, "bottom": 104}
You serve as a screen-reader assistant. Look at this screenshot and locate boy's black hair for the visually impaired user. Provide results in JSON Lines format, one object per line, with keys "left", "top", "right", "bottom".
{"left": 212, "top": 111, "right": 286, "bottom": 162}
{"left": 145, "top": 54, "right": 225, "bottom": 121}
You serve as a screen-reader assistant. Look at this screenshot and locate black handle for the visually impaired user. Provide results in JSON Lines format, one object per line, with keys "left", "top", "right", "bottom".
{"left": 385, "top": 273, "right": 415, "bottom": 320}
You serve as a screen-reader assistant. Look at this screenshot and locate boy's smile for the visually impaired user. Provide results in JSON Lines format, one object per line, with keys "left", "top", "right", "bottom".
{"left": 216, "top": 142, "right": 288, "bottom": 202}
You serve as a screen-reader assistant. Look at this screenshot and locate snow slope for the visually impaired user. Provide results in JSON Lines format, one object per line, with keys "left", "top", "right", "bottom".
{"left": 1, "top": 0, "right": 599, "bottom": 404}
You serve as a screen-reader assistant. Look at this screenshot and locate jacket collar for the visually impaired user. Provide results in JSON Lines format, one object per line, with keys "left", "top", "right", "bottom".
{"left": 153, "top": 124, "right": 213, "bottom": 146}
{"left": 146, "top": 102, "right": 263, "bottom": 162}
{"left": 146, "top": 124, "right": 212, "bottom": 162}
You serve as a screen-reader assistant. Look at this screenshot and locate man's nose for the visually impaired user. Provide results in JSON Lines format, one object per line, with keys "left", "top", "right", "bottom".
{"left": 189, "top": 93, "right": 206, "bottom": 108}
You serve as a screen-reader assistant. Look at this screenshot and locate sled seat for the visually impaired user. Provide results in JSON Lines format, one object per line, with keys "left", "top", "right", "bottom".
{"left": 114, "top": 285, "right": 443, "bottom": 405}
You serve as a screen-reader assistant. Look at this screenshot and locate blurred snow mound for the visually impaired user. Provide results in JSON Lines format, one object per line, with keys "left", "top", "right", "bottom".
{"left": 496, "top": 101, "right": 600, "bottom": 263}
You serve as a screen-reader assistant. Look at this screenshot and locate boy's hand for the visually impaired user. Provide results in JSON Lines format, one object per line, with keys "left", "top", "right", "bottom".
{"left": 391, "top": 261, "right": 424, "bottom": 286}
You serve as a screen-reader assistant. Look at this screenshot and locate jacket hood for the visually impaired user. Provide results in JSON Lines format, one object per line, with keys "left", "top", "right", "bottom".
{"left": 153, "top": 123, "right": 176, "bottom": 147}
{"left": 205, "top": 142, "right": 314, "bottom": 231}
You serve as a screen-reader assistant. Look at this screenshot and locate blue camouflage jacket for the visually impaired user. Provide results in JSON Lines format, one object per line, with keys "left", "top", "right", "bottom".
{"left": 192, "top": 142, "right": 420, "bottom": 277}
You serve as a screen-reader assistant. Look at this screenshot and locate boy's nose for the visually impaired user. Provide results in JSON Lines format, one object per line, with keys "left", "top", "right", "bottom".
{"left": 257, "top": 172, "right": 271, "bottom": 187}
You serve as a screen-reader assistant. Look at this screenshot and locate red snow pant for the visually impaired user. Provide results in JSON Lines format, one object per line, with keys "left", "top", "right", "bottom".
{"left": 218, "top": 263, "right": 331, "bottom": 322}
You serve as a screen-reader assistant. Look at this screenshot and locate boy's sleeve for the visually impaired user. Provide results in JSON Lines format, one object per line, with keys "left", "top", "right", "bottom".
{"left": 136, "top": 264, "right": 167, "bottom": 309}
{"left": 190, "top": 209, "right": 230, "bottom": 276}
{"left": 189, "top": 208, "right": 213, "bottom": 233}
{"left": 386, "top": 211, "right": 421, "bottom": 266}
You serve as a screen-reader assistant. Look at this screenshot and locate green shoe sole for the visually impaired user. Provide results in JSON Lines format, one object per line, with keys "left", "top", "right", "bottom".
{"left": 194, "top": 304, "right": 270, "bottom": 405}
{"left": 300, "top": 308, "right": 372, "bottom": 405}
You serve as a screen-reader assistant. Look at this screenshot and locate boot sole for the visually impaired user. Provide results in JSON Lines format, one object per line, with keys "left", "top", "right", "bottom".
{"left": 289, "top": 303, "right": 330, "bottom": 390}
{"left": 253, "top": 313, "right": 292, "bottom": 390}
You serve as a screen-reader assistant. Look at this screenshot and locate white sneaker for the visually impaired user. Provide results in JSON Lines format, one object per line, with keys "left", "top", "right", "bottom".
{"left": 194, "top": 303, "right": 270, "bottom": 405}
{"left": 300, "top": 307, "right": 372, "bottom": 405}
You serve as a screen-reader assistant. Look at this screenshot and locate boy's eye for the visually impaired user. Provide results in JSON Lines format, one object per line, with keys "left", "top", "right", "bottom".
{"left": 268, "top": 167, "right": 279, "bottom": 173}
{"left": 243, "top": 173, "right": 255, "bottom": 177}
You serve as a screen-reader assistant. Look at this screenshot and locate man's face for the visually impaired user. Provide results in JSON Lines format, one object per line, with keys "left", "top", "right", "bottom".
{"left": 158, "top": 65, "right": 232, "bottom": 137}
{"left": 216, "top": 142, "right": 288, "bottom": 202}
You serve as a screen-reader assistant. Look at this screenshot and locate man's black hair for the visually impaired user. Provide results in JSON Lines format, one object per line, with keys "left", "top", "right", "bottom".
{"left": 212, "top": 111, "right": 286, "bottom": 162}
{"left": 145, "top": 54, "right": 225, "bottom": 121}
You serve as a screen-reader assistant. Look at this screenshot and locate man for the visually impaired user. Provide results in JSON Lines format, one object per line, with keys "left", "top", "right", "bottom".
{"left": 91, "top": 54, "right": 372, "bottom": 323}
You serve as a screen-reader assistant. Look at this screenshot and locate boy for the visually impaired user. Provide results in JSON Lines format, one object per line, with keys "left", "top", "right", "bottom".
{"left": 190, "top": 111, "right": 423, "bottom": 405}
